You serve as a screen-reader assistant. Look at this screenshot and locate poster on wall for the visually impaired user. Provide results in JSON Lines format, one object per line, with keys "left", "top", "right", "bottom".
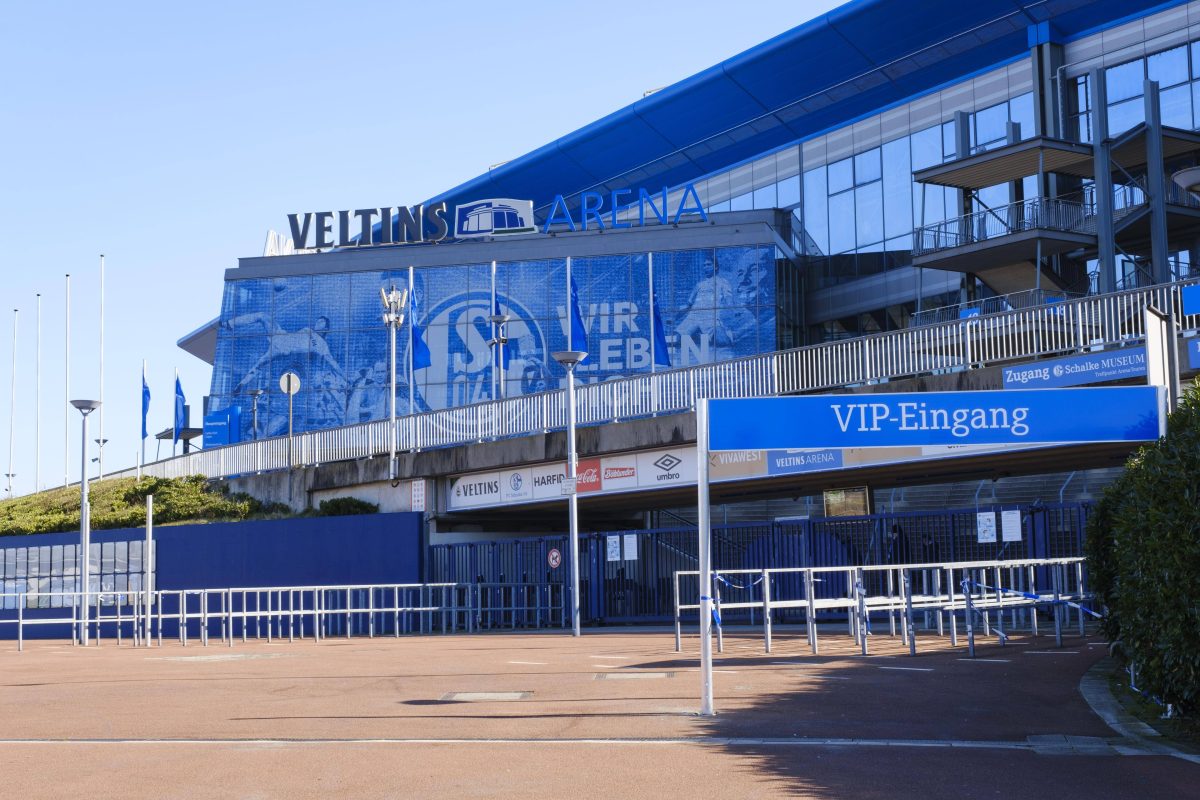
{"left": 823, "top": 487, "right": 870, "bottom": 517}
{"left": 1001, "top": 509, "right": 1022, "bottom": 542}
{"left": 606, "top": 535, "right": 621, "bottom": 562}
{"left": 623, "top": 533, "right": 638, "bottom": 561}
{"left": 976, "top": 512, "right": 998, "bottom": 544}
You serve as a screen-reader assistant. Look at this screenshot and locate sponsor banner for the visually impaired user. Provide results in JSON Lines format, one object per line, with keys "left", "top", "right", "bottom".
{"left": 501, "top": 469, "right": 532, "bottom": 503}
{"left": 767, "top": 449, "right": 843, "bottom": 475}
{"left": 531, "top": 462, "right": 567, "bottom": 500}
{"left": 708, "top": 388, "right": 1164, "bottom": 450}
{"left": 637, "top": 449, "right": 695, "bottom": 488}
{"left": 1001, "top": 347, "right": 1146, "bottom": 389}
{"left": 450, "top": 471, "right": 502, "bottom": 509}
{"left": 577, "top": 459, "right": 602, "bottom": 493}
{"left": 1190, "top": 339, "right": 1200, "bottom": 369}
{"left": 707, "top": 449, "right": 768, "bottom": 480}
{"left": 601, "top": 455, "right": 639, "bottom": 491}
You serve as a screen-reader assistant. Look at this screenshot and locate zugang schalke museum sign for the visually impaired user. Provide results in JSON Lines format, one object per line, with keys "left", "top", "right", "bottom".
{"left": 286, "top": 184, "right": 708, "bottom": 249}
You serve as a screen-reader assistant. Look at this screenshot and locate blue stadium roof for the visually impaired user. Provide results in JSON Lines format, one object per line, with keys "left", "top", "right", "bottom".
{"left": 425, "top": 0, "right": 1182, "bottom": 216}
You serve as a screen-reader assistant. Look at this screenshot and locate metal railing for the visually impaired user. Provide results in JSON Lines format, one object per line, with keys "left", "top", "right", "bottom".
{"left": 914, "top": 198, "right": 1090, "bottom": 257}
{"left": 109, "top": 278, "right": 1200, "bottom": 484}
{"left": 0, "top": 581, "right": 568, "bottom": 649}
{"left": 910, "top": 287, "right": 1085, "bottom": 327}
{"left": 673, "top": 556, "right": 1090, "bottom": 658}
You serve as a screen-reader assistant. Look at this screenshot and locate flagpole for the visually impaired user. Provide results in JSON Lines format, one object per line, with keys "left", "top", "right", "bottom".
{"left": 407, "top": 266, "right": 415, "bottom": 414}
{"left": 648, "top": 253, "right": 656, "bottom": 375}
{"left": 7, "top": 308, "right": 17, "bottom": 496}
{"left": 64, "top": 273, "right": 70, "bottom": 487}
{"left": 490, "top": 259, "right": 497, "bottom": 401}
{"left": 35, "top": 293, "right": 41, "bottom": 492}
{"left": 98, "top": 255, "right": 105, "bottom": 480}
{"left": 139, "top": 360, "right": 146, "bottom": 480}
{"left": 173, "top": 367, "right": 178, "bottom": 457}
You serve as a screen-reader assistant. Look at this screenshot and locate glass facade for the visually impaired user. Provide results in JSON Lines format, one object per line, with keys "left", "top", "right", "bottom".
{"left": 1070, "top": 41, "right": 1200, "bottom": 141}
{"left": 0, "top": 540, "right": 149, "bottom": 609}
{"left": 210, "top": 245, "right": 788, "bottom": 439}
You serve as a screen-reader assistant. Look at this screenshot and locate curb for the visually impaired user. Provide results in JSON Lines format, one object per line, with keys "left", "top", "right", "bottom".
{"left": 1079, "top": 655, "right": 1200, "bottom": 764}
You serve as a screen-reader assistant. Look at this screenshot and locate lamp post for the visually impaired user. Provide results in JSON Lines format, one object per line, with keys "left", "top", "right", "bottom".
{"left": 488, "top": 312, "right": 511, "bottom": 400}
{"left": 250, "top": 389, "right": 265, "bottom": 440}
{"left": 552, "top": 349, "right": 587, "bottom": 636}
{"left": 380, "top": 285, "right": 409, "bottom": 480}
{"left": 71, "top": 399, "right": 100, "bottom": 645}
{"left": 93, "top": 438, "right": 108, "bottom": 480}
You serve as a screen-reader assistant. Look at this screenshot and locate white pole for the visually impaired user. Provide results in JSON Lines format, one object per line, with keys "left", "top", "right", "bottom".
{"left": 79, "top": 410, "right": 91, "bottom": 646}
{"left": 139, "top": 359, "right": 146, "bottom": 480}
{"left": 696, "top": 398, "right": 714, "bottom": 716}
{"left": 648, "top": 253, "right": 656, "bottom": 375}
{"left": 64, "top": 274, "right": 70, "bottom": 487}
{"left": 388, "top": 287, "right": 397, "bottom": 480}
{"left": 7, "top": 308, "right": 17, "bottom": 496}
{"left": 98, "top": 255, "right": 105, "bottom": 480}
{"left": 407, "top": 266, "right": 415, "bottom": 415}
{"left": 35, "top": 294, "right": 41, "bottom": 492}
{"left": 490, "top": 260, "right": 497, "bottom": 402}
{"left": 173, "top": 367, "right": 178, "bottom": 458}
{"left": 144, "top": 494, "right": 153, "bottom": 645}
{"left": 566, "top": 362, "right": 580, "bottom": 637}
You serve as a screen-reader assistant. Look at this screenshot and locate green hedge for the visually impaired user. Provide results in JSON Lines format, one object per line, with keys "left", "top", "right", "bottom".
{"left": 1085, "top": 381, "right": 1200, "bottom": 712}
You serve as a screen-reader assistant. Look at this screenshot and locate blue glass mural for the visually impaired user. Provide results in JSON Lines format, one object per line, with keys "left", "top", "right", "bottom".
{"left": 208, "top": 245, "right": 779, "bottom": 439}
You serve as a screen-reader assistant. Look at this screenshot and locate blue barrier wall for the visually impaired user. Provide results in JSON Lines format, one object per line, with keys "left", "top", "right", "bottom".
{"left": 0, "top": 512, "right": 423, "bottom": 638}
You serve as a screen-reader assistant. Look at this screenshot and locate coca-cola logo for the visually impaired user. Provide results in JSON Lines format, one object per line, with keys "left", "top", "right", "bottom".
{"left": 578, "top": 467, "right": 599, "bottom": 483}
{"left": 577, "top": 459, "right": 602, "bottom": 491}
{"left": 604, "top": 466, "right": 636, "bottom": 480}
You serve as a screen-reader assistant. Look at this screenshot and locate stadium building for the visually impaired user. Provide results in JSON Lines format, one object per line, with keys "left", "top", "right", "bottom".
{"left": 170, "top": 0, "right": 1200, "bottom": 527}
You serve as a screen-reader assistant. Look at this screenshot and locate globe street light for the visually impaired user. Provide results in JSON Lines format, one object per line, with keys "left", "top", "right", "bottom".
{"left": 380, "top": 285, "right": 409, "bottom": 480}
{"left": 71, "top": 398, "right": 100, "bottom": 645}
{"left": 552, "top": 349, "right": 587, "bottom": 637}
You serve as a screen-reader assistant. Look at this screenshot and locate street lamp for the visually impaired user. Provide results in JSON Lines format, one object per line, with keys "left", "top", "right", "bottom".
{"left": 552, "top": 348, "right": 587, "bottom": 637}
{"left": 488, "top": 312, "right": 511, "bottom": 400}
{"left": 250, "top": 389, "right": 265, "bottom": 441}
{"left": 71, "top": 398, "right": 100, "bottom": 645}
{"left": 93, "top": 438, "right": 108, "bottom": 480}
{"left": 380, "top": 285, "right": 409, "bottom": 480}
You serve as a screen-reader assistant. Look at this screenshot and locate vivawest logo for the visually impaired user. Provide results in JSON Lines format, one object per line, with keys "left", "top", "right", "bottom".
{"left": 454, "top": 199, "right": 536, "bottom": 238}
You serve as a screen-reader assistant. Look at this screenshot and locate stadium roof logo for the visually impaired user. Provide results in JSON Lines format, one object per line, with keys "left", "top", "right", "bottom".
{"left": 454, "top": 199, "right": 536, "bottom": 238}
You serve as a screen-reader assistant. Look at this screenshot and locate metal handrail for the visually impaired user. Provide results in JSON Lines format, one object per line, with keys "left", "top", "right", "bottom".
{"left": 913, "top": 197, "right": 1091, "bottom": 256}
{"left": 105, "top": 277, "right": 1200, "bottom": 485}
{"left": 0, "top": 580, "right": 568, "bottom": 650}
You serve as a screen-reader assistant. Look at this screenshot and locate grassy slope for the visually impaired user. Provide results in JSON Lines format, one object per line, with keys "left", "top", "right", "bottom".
{"left": 0, "top": 476, "right": 289, "bottom": 537}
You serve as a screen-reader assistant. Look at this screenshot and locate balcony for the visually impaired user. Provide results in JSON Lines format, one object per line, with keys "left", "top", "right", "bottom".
{"left": 912, "top": 198, "right": 1097, "bottom": 294}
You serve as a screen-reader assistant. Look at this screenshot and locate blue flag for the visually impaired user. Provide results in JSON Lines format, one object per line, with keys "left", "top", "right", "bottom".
{"left": 141, "top": 365, "right": 151, "bottom": 440}
{"left": 410, "top": 294, "right": 432, "bottom": 371}
{"left": 651, "top": 289, "right": 671, "bottom": 368}
{"left": 494, "top": 298, "right": 512, "bottom": 370}
{"left": 569, "top": 276, "right": 588, "bottom": 352}
{"left": 173, "top": 375, "right": 186, "bottom": 444}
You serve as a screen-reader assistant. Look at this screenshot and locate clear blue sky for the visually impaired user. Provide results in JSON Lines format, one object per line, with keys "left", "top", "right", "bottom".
{"left": 0, "top": 0, "right": 842, "bottom": 495}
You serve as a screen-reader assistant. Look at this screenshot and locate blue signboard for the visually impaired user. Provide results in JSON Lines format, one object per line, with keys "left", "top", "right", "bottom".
{"left": 1190, "top": 338, "right": 1200, "bottom": 369}
{"left": 766, "top": 449, "right": 843, "bottom": 475}
{"left": 708, "top": 387, "right": 1164, "bottom": 451}
{"left": 203, "top": 406, "right": 240, "bottom": 447}
{"left": 1182, "top": 284, "right": 1200, "bottom": 316}
{"left": 1001, "top": 347, "right": 1145, "bottom": 389}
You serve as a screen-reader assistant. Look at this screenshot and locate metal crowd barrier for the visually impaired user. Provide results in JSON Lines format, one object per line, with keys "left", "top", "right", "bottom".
{"left": 101, "top": 278, "right": 1200, "bottom": 485}
{"left": 672, "top": 557, "right": 1092, "bottom": 659}
{"left": 0, "top": 581, "right": 568, "bottom": 651}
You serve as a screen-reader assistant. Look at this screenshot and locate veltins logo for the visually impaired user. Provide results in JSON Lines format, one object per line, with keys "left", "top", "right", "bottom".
{"left": 454, "top": 199, "right": 536, "bottom": 238}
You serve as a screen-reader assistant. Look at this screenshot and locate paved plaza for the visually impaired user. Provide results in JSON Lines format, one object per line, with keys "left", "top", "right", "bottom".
{"left": 0, "top": 628, "right": 1196, "bottom": 798}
